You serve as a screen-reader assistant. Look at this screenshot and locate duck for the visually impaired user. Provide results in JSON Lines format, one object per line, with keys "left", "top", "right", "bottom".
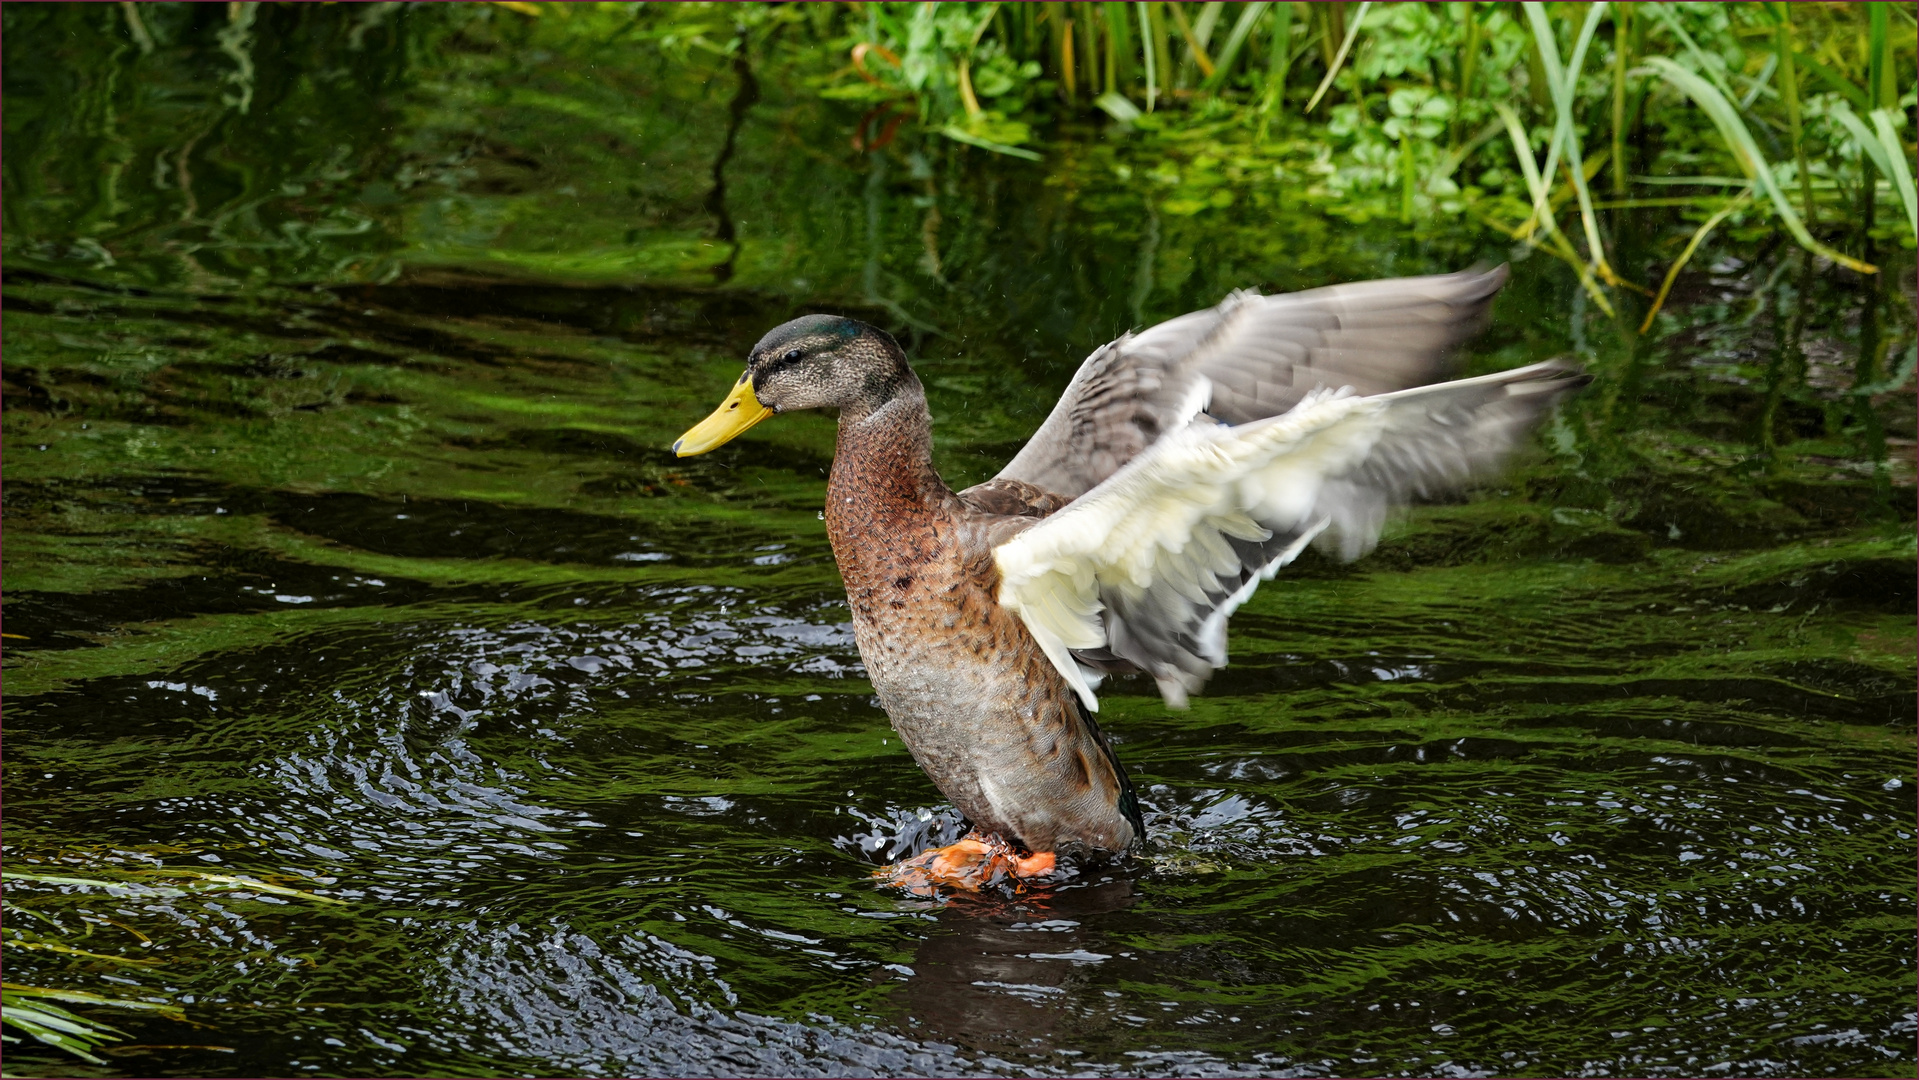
{"left": 673, "top": 265, "right": 1584, "bottom": 892}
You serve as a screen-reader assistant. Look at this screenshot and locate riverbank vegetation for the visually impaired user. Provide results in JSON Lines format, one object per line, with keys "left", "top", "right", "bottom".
{"left": 3, "top": 5, "right": 1913, "bottom": 1073}
{"left": 624, "top": 1, "right": 1916, "bottom": 457}
{"left": 9, "top": 4, "right": 1913, "bottom": 470}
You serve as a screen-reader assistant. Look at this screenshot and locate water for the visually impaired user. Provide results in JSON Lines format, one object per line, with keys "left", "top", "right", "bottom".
{"left": 5, "top": 6, "right": 1914, "bottom": 1077}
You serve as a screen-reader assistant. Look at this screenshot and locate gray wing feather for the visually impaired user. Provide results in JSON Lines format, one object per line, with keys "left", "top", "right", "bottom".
{"left": 996, "top": 265, "right": 1510, "bottom": 498}
{"left": 1312, "top": 360, "right": 1587, "bottom": 561}
{"left": 1095, "top": 362, "right": 1586, "bottom": 707}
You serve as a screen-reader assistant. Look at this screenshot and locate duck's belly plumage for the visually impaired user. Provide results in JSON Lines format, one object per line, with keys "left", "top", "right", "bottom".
{"left": 827, "top": 495, "right": 1135, "bottom": 857}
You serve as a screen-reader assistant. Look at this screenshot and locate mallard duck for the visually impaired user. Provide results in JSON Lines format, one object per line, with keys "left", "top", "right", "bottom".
{"left": 674, "top": 266, "right": 1583, "bottom": 890}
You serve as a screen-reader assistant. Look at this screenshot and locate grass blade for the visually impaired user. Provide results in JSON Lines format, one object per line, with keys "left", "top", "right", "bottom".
{"left": 1829, "top": 104, "right": 1898, "bottom": 199}
{"left": 1148, "top": 2, "right": 1173, "bottom": 104}
{"left": 1433, "top": 118, "right": 1505, "bottom": 187}
{"left": 1191, "top": 2, "right": 1226, "bottom": 55}
{"left": 1642, "top": 4, "right": 1740, "bottom": 106}
{"left": 1868, "top": 109, "right": 1917, "bottom": 238}
{"left": 1641, "top": 56, "right": 1875, "bottom": 274}
{"left": 939, "top": 124, "right": 1044, "bottom": 160}
{"left": 1737, "top": 51, "right": 1777, "bottom": 110}
{"left": 1059, "top": 9, "right": 1077, "bottom": 103}
{"left": 1611, "top": 1, "right": 1630, "bottom": 195}
{"left": 1495, "top": 103, "right": 1616, "bottom": 317}
{"left": 5, "top": 938, "right": 164, "bottom": 965}
{"left": 1167, "top": 2, "right": 1215, "bottom": 79}
{"left": 1204, "top": 0, "right": 1267, "bottom": 90}
{"left": 2, "top": 867, "right": 347, "bottom": 904}
{"left": 1771, "top": 3, "right": 1816, "bottom": 224}
{"left": 1524, "top": 2, "right": 1620, "bottom": 285}
{"left": 1496, "top": 105, "right": 1553, "bottom": 229}
{"left": 1136, "top": 2, "right": 1156, "bottom": 111}
{"left": 1, "top": 985, "right": 180, "bottom": 1017}
{"left": 1257, "top": 1, "right": 1295, "bottom": 136}
{"left": 1094, "top": 89, "right": 1143, "bottom": 122}
{"left": 2, "top": 871, "right": 185, "bottom": 895}
{"left": 1832, "top": 104, "right": 1919, "bottom": 239}
{"left": 954, "top": 1, "right": 1001, "bottom": 121}
{"left": 1868, "top": 2, "right": 1891, "bottom": 108}
{"left": 1303, "top": 0, "right": 1368, "bottom": 113}
{"left": 1641, "top": 189, "right": 1753, "bottom": 333}
{"left": 2, "top": 989, "right": 131, "bottom": 1065}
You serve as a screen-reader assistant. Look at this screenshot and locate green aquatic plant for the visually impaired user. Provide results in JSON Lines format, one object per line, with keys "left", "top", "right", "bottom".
{"left": 4, "top": 984, "right": 147, "bottom": 1066}
{"left": 2, "top": 864, "right": 344, "bottom": 1067}
{"left": 1302, "top": 0, "right": 1368, "bottom": 114}
{"left": 751, "top": 0, "right": 1915, "bottom": 444}
{"left": 1642, "top": 55, "right": 1874, "bottom": 274}
{"left": 1494, "top": 101, "right": 1615, "bottom": 316}
{"left": 1829, "top": 103, "right": 1919, "bottom": 239}
{"left": 3, "top": 980, "right": 194, "bottom": 1067}
{"left": 1, "top": 867, "right": 347, "bottom": 904}
{"left": 1, "top": 5, "right": 1913, "bottom": 1074}
{"left": 1522, "top": 2, "right": 1618, "bottom": 287}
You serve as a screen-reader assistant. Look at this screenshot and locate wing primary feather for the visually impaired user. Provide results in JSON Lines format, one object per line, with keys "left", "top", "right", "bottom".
{"left": 1193, "top": 515, "right": 1330, "bottom": 670}
{"left": 995, "top": 267, "right": 1511, "bottom": 498}
{"left": 996, "top": 355, "right": 1582, "bottom": 711}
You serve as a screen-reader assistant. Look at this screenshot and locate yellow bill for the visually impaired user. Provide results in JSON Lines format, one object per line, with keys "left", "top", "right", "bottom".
{"left": 673, "top": 372, "right": 772, "bottom": 456}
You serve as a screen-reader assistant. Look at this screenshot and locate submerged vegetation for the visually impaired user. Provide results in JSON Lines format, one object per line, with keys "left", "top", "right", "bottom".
{"left": 2, "top": 864, "right": 343, "bottom": 1063}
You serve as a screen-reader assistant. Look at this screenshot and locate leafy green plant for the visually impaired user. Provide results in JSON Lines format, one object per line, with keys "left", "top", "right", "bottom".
{"left": 1828, "top": 104, "right": 1919, "bottom": 239}
{"left": 1642, "top": 55, "right": 1875, "bottom": 273}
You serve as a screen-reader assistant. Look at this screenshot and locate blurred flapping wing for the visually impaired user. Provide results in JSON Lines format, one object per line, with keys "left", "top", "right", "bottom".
{"left": 993, "top": 361, "right": 1586, "bottom": 711}
{"left": 992, "top": 266, "right": 1511, "bottom": 500}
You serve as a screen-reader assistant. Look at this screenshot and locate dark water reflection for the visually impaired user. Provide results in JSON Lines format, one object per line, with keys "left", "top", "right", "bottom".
{"left": 5, "top": 5, "right": 1914, "bottom": 1078}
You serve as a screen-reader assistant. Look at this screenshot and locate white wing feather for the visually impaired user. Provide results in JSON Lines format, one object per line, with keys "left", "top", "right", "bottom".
{"left": 995, "top": 388, "right": 1382, "bottom": 710}
{"left": 994, "top": 362, "right": 1582, "bottom": 711}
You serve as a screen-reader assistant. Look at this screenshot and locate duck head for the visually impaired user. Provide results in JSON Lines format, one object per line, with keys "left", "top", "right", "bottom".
{"left": 674, "top": 314, "right": 909, "bottom": 456}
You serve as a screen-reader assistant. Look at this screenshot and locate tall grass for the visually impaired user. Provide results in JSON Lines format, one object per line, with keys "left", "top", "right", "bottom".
{"left": 644, "top": 1, "right": 1913, "bottom": 459}
{"left": 697, "top": 3, "right": 1913, "bottom": 308}
{"left": 754, "top": 3, "right": 1912, "bottom": 240}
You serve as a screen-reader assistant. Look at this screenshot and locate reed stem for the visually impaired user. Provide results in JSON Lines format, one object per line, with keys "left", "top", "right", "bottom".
{"left": 1771, "top": 4, "right": 1815, "bottom": 226}
{"left": 1611, "top": 2, "right": 1629, "bottom": 196}
{"left": 1137, "top": 2, "right": 1157, "bottom": 110}
{"left": 1457, "top": 4, "right": 1481, "bottom": 148}
{"left": 1258, "top": 1, "right": 1293, "bottom": 140}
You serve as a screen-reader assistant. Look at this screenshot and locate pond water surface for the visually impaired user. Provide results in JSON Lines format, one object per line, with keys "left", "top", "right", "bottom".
{"left": 5, "top": 6, "right": 1915, "bottom": 1078}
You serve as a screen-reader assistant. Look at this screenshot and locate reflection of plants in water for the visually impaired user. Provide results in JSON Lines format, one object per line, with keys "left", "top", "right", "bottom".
{"left": 5, "top": 2, "right": 414, "bottom": 284}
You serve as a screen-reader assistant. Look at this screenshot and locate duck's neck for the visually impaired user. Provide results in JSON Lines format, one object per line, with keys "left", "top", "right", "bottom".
{"left": 825, "top": 375, "right": 951, "bottom": 542}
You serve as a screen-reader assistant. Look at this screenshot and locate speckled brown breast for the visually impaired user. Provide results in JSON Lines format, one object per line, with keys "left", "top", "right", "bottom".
{"left": 822, "top": 393, "right": 1137, "bottom": 856}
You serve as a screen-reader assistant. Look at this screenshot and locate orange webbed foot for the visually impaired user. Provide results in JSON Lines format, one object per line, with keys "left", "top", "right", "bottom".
{"left": 874, "top": 832, "right": 1058, "bottom": 895}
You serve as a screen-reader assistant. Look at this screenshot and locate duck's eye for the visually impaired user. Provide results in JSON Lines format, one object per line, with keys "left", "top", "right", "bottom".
{"left": 782, "top": 349, "right": 804, "bottom": 365}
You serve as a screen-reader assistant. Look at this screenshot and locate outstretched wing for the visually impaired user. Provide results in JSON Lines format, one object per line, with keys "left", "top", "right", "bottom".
{"left": 992, "top": 361, "right": 1587, "bottom": 710}
{"left": 992, "top": 266, "right": 1510, "bottom": 500}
